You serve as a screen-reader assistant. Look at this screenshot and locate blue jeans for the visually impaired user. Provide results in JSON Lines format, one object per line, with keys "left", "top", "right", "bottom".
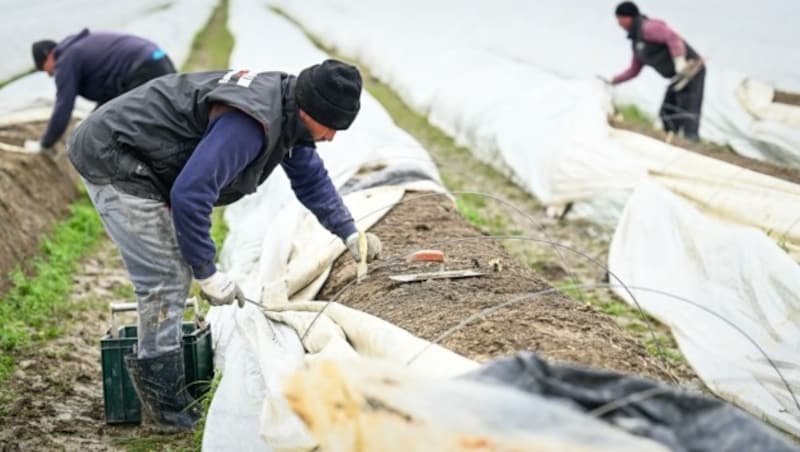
{"left": 84, "top": 181, "right": 191, "bottom": 358}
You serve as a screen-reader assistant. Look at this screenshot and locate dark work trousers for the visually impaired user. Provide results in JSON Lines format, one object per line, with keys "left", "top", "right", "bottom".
{"left": 95, "top": 55, "right": 177, "bottom": 108}
{"left": 659, "top": 67, "right": 706, "bottom": 141}
{"left": 83, "top": 180, "right": 191, "bottom": 359}
{"left": 123, "top": 55, "right": 176, "bottom": 91}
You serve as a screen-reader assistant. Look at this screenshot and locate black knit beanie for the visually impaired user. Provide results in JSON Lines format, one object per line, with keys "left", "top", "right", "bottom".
{"left": 615, "top": 1, "right": 640, "bottom": 17}
{"left": 295, "top": 59, "right": 362, "bottom": 130}
{"left": 32, "top": 40, "right": 57, "bottom": 70}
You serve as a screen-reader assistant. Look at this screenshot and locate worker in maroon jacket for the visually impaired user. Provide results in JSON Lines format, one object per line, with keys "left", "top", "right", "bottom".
{"left": 605, "top": 2, "right": 706, "bottom": 141}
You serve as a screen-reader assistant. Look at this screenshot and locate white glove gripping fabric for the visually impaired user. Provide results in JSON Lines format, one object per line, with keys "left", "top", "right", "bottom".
{"left": 673, "top": 55, "right": 688, "bottom": 75}
{"left": 670, "top": 55, "right": 697, "bottom": 92}
{"left": 197, "top": 271, "right": 245, "bottom": 307}
{"left": 345, "top": 231, "right": 382, "bottom": 263}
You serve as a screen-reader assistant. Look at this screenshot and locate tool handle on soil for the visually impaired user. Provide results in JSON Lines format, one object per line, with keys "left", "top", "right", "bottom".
{"left": 406, "top": 249, "right": 445, "bottom": 263}
{"left": 110, "top": 298, "right": 199, "bottom": 338}
{"left": 357, "top": 231, "right": 368, "bottom": 280}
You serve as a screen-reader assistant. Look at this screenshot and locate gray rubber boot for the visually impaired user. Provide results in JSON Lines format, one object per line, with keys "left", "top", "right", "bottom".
{"left": 125, "top": 349, "right": 200, "bottom": 432}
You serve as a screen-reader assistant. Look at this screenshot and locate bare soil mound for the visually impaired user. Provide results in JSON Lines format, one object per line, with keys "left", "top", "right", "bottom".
{"left": 0, "top": 121, "right": 79, "bottom": 292}
{"left": 319, "top": 192, "right": 684, "bottom": 383}
{"left": 774, "top": 90, "right": 800, "bottom": 107}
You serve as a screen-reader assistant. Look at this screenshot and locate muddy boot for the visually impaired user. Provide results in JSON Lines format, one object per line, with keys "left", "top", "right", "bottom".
{"left": 125, "top": 349, "right": 200, "bottom": 432}
{"left": 125, "top": 353, "right": 157, "bottom": 426}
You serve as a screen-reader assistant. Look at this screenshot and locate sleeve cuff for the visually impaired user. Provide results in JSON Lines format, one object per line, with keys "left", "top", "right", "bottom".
{"left": 334, "top": 220, "right": 358, "bottom": 242}
{"left": 192, "top": 261, "right": 217, "bottom": 280}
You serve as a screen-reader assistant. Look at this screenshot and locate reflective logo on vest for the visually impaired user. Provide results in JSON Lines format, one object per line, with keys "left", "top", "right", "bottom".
{"left": 218, "top": 69, "right": 256, "bottom": 88}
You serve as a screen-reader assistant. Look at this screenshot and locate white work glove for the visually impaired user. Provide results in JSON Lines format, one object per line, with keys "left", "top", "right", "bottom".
{"left": 345, "top": 232, "right": 382, "bottom": 263}
{"left": 197, "top": 271, "right": 245, "bottom": 308}
{"left": 672, "top": 55, "right": 688, "bottom": 75}
{"left": 670, "top": 55, "right": 699, "bottom": 92}
{"left": 23, "top": 139, "right": 42, "bottom": 153}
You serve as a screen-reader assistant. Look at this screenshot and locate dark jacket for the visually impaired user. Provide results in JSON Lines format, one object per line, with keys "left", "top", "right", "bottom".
{"left": 69, "top": 70, "right": 356, "bottom": 278}
{"left": 42, "top": 29, "right": 159, "bottom": 147}
{"left": 70, "top": 70, "right": 303, "bottom": 206}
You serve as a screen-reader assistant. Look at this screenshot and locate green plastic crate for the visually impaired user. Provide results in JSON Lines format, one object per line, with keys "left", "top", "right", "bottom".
{"left": 100, "top": 321, "right": 213, "bottom": 424}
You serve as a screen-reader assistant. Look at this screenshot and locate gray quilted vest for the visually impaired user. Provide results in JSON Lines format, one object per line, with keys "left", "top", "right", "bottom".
{"left": 68, "top": 70, "right": 309, "bottom": 205}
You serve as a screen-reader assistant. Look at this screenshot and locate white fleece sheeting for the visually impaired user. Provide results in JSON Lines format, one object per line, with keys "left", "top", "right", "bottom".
{"left": 204, "top": 186, "right": 475, "bottom": 452}
{"left": 609, "top": 182, "right": 800, "bottom": 436}
{"left": 611, "top": 129, "right": 800, "bottom": 255}
{"left": 284, "top": 358, "right": 669, "bottom": 452}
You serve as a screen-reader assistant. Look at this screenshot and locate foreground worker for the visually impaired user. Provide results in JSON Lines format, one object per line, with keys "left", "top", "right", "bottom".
{"left": 27, "top": 29, "right": 176, "bottom": 152}
{"left": 604, "top": 2, "right": 706, "bottom": 141}
{"left": 68, "top": 59, "right": 382, "bottom": 431}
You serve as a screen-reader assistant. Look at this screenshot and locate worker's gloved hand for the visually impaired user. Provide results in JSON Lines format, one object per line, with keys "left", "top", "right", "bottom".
{"left": 23, "top": 139, "right": 42, "bottom": 153}
{"left": 672, "top": 55, "right": 688, "bottom": 75}
{"left": 669, "top": 56, "right": 691, "bottom": 92}
{"left": 197, "top": 271, "right": 245, "bottom": 308}
{"left": 345, "top": 231, "right": 382, "bottom": 263}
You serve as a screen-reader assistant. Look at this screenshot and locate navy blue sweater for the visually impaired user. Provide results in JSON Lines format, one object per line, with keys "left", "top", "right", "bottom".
{"left": 42, "top": 29, "right": 157, "bottom": 147}
{"left": 171, "top": 110, "right": 357, "bottom": 279}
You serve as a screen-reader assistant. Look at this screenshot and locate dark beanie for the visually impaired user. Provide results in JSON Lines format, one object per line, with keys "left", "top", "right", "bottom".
{"left": 615, "top": 1, "right": 640, "bottom": 17}
{"left": 32, "top": 40, "right": 57, "bottom": 70}
{"left": 295, "top": 59, "right": 362, "bottom": 130}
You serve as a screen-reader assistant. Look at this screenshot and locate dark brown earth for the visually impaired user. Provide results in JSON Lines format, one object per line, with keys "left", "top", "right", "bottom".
{"left": 0, "top": 121, "right": 80, "bottom": 293}
{"left": 319, "top": 192, "right": 689, "bottom": 383}
{"left": 609, "top": 116, "right": 800, "bottom": 185}
{"left": 774, "top": 90, "right": 800, "bottom": 107}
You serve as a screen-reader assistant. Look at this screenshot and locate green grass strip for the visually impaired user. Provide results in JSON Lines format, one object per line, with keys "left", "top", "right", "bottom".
{"left": 0, "top": 191, "right": 104, "bottom": 381}
{"left": 616, "top": 104, "right": 653, "bottom": 129}
{"left": 0, "top": 68, "right": 36, "bottom": 90}
{"left": 182, "top": 0, "right": 233, "bottom": 72}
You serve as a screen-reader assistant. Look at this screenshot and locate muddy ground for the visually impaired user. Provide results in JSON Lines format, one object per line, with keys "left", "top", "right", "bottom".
{"left": 609, "top": 116, "right": 800, "bottom": 184}
{"left": 0, "top": 240, "right": 193, "bottom": 451}
{"left": 0, "top": 241, "right": 123, "bottom": 450}
{"left": 320, "top": 192, "right": 694, "bottom": 383}
{"left": 0, "top": 122, "right": 194, "bottom": 450}
{"left": 0, "top": 121, "right": 79, "bottom": 293}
